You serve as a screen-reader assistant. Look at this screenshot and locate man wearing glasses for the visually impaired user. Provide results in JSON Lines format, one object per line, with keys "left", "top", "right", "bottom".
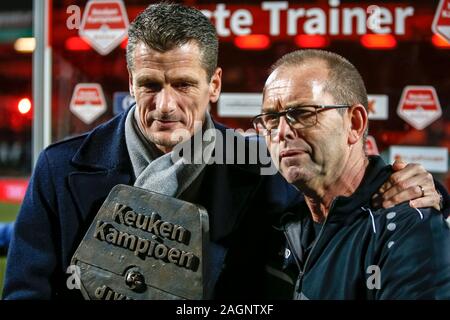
{"left": 253, "top": 49, "right": 450, "bottom": 299}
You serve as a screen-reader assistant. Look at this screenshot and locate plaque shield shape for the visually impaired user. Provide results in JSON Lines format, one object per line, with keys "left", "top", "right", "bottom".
{"left": 71, "top": 184, "right": 210, "bottom": 300}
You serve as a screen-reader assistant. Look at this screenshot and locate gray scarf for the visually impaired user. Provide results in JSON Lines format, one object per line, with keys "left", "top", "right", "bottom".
{"left": 125, "top": 105, "right": 215, "bottom": 198}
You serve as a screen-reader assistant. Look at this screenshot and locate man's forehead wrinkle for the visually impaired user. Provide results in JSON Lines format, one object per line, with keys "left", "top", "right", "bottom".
{"left": 267, "top": 78, "right": 293, "bottom": 91}
{"left": 134, "top": 42, "right": 202, "bottom": 68}
{"left": 263, "top": 63, "right": 330, "bottom": 111}
{"left": 264, "top": 78, "right": 294, "bottom": 102}
{"left": 264, "top": 91, "right": 290, "bottom": 111}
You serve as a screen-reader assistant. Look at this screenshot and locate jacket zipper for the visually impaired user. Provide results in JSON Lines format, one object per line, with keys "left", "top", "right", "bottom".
{"left": 291, "top": 198, "right": 339, "bottom": 298}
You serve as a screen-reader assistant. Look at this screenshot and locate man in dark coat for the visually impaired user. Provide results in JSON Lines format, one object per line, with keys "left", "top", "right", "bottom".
{"left": 3, "top": 3, "right": 445, "bottom": 300}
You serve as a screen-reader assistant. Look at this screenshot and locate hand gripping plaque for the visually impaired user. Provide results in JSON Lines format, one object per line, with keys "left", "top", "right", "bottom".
{"left": 71, "top": 184, "right": 210, "bottom": 300}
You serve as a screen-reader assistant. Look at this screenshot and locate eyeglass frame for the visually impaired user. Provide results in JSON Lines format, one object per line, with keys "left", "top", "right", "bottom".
{"left": 251, "top": 104, "right": 352, "bottom": 136}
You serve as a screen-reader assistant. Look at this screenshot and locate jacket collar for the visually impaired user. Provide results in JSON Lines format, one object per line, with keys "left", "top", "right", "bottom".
{"left": 283, "top": 156, "right": 392, "bottom": 271}
{"left": 326, "top": 155, "right": 392, "bottom": 223}
{"left": 285, "top": 156, "right": 392, "bottom": 225}
{"left": 71, "top": 108, "right": 132, "bottom": 171}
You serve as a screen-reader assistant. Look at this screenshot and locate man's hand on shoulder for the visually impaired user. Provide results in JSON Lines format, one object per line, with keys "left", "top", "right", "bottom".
{"left": 372, "top": 160, "right": 443, "bottom": 211}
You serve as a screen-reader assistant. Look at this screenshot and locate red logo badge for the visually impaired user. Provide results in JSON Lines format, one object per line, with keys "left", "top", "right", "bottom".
{"left": 70, "top": 83, "right": 107, "bottom": 124}
{"left": 397, "top": 86, "right": 442, "bottom": 130}
{"left": 432, "top": 0, "right": 450, "bottom": 43}
{"left": 79, "top": 0, "right": 129, "bottom": 55}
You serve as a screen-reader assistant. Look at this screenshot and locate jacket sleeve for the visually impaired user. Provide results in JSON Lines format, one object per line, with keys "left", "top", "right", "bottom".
{"left": 2, "top": 150, "right": 59, "bottom": 300}
{"left": 374, "top": 207, "right": 450, "bottom": 299}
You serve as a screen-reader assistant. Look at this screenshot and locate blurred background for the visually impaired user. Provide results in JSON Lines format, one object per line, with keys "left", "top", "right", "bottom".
{"left": 0, "top": 0, "right": 449, "bottom": 294}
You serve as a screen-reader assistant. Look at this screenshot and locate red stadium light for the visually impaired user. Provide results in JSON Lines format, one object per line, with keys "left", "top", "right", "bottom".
{"left": 18, "top": 98, "right": 31, "bottom": 114}
{"left": 432, "top": 34, "right": 450, "bottom": 49}
{"left": 360, "top": 34, "right": 397, "bottom": 49}
{"left": 295, "top": 35, "right": 329, "bottom": 48}
{"left": 234, "top": 34, "right": 270, "bottom": 50}
{"left": 65, "top": 36, "right": 91, "bottom": 51}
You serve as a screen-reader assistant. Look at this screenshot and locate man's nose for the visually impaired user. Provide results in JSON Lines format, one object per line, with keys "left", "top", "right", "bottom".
{"left": 155, "top": 87, "right": 177, "bottom": 114}
{"left": 273, "top": 116, "right": 295, "bottom": 142}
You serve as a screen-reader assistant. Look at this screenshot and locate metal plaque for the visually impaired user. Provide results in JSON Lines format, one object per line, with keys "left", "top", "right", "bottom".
{"left": 71, "top": 184, "right": 209, "bottom": 300}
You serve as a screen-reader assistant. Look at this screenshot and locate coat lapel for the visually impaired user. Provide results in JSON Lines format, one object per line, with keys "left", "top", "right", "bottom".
{"left": 67, "top": 110, "right": 134, "bottom": 225}
{"left": 68, "top": 170, "right": 131, "bottom": 224}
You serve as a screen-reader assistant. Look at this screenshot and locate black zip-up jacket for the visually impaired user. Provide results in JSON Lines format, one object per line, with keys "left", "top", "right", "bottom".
{"left": 281, "top": 156, "right": 450, "bottom": 299}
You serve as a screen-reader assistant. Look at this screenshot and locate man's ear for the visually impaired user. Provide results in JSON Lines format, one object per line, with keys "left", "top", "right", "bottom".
{"left": 128, "top": 67, "right": 135, "bottom": 98}
{"left": 209, "top": 67, "right": 222, "bottom": 103}
{"left": 348, "top": 104, "right": 368, "bottom": 145}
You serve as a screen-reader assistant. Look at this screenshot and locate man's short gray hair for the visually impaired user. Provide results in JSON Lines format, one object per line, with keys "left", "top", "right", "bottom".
{"left": 271, "top": 49, "right": 369, "bottom": 140}
{"left": 126, "top": 2, "right": 218, "bottom": 80}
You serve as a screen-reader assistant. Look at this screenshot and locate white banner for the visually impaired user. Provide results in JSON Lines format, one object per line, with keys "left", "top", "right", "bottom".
{"left": 389, "top": 146, "right": 448, "bottom": 173}
{"left": 367, "top": 94, "right": 388, "bottom": 120}
{"left": 218, "top": 93, "right": 262, "bottom": 117}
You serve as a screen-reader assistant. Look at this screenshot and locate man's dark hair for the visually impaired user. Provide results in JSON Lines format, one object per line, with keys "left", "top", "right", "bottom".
{"left": 270, "top": 49, "right": 369, "bottom": 140}
{"left": 126, "top": 2, "right": 218, "bottom": 80}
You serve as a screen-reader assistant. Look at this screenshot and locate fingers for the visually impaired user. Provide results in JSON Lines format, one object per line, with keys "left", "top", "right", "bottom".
{"left": 390, "top": 163, "right": 429, "bottom": 185}
{"left": 392, "top": 159, "right": 407, "bottom": 171}
{"left": 377, "top": 163, "right": 425, "bottom": 195}
{"left": 410, "top": 194, "right": 441, "bottom": 211}
{"left": 379, "top": 166, "right": 431, "bottom": 202}
{"left": 373, "top": 163, "right": 439, "bottom": 209}
{"left": 380, "top": 185, "right": 432, "bottom": 209}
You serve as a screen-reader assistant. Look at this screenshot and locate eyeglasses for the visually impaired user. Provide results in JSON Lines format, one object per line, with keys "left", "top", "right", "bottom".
{"left": 252, "top": 105, "right": 351, "bottom": 136}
